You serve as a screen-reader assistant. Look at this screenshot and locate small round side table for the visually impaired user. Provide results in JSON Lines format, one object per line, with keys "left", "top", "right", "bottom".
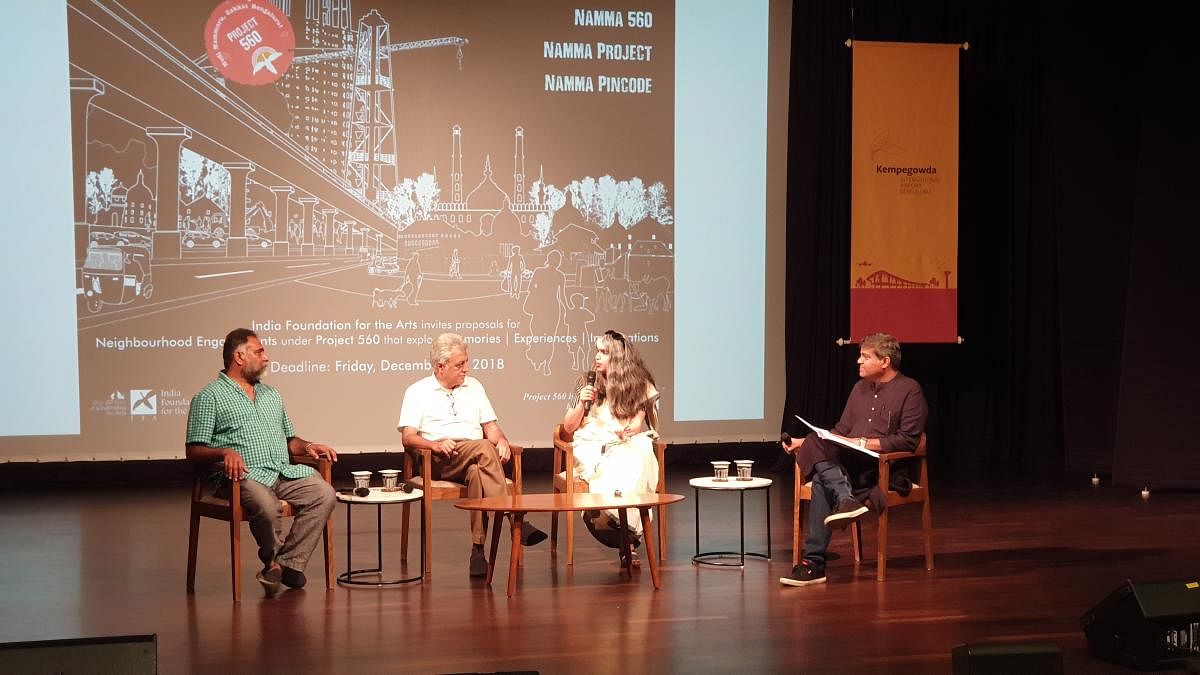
{"left": 690, "top": 476, "right": 772, "bottom": 567}
{"left": 336, "top": 486, "right": 425, "bottom": 586}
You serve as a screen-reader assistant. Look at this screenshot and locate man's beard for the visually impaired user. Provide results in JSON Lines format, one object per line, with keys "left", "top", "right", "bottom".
{"left": 244, "top": 363, "right": 266, "bottom": 384}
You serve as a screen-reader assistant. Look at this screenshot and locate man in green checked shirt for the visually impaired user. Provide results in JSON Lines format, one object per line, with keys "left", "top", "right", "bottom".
{"left": 186, "top": 328, "right": 338, "bottom": 596}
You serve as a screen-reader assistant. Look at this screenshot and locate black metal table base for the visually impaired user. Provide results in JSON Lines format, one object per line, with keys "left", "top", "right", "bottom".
{"left": 692, "top": 484, "right": 771, "bottom": 568}
{"left": 338, "top": 499, "right": 424, "bottom": 587}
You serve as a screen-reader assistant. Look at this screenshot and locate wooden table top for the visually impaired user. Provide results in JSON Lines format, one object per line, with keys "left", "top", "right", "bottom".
{"left": 454, "top": 492, "right": 685, "bottom": 513}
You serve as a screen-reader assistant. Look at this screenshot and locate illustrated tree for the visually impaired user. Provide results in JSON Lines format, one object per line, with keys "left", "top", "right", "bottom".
{"left": 84, "top": 167, "right": 117, "bottom": 223}
{"left": 413, "top": 172, "right": 440, "bottom": 220}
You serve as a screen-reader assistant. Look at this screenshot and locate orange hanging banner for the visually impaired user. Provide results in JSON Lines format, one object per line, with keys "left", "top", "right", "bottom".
{"left": 850, "top": 41, "right": 959, "bottom": 343}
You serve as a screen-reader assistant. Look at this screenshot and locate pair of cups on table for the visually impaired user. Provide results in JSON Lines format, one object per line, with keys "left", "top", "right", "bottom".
{"left": 711, "top": 460, "right": 754, "bottom": 481}
{"left": 350, "top": 469, "right": 403, "bottom": 491}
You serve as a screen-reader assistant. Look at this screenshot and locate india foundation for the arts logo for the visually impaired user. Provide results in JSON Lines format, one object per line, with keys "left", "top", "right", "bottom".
{"left": 89, "top": 388, "right": 189, "bottom": 418}
{"left": 130, "top": 389, "right": 157, "bottom": 416}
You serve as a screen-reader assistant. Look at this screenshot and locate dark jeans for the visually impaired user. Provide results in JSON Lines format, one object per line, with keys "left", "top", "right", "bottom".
{"left": 795, "top": 434, "right": 870, "bottom": 569}
{"left": 802, "top": 469, "right": 840, "bottom": 568}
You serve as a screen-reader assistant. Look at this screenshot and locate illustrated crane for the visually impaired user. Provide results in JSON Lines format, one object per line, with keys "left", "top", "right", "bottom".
{"left": 196, "top": 9, "right": 467, "bottom": 203}
{"left": 292, "top": 10, "right": 468, "bottom": 201}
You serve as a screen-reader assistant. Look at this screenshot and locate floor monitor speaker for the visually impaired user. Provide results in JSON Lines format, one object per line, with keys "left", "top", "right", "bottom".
{"left": 0, "top": 634, "right": 156, "bottom": 673}
{"left": 1081, "top": 578, "right": 1200, "bottom": 670}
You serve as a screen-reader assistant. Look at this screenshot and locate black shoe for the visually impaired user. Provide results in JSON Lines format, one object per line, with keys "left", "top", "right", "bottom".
{"left": 779, "top": 561, "right": 826, "bottom": 587}
{"left": 256, "top": 563, "right": 282, "bottom": 596}
{"left": 618, "top": 543, "right": 642, "bottom": 570}
{"left": 469, "top": 548, "right": 488, "bottom": 577}
{"left": 520, "top": 521, "right": 548, "bottom": 546}
{"left": 281, "top": 566, "right": 307, "bottom": 589}
{"left": 823, "top": 498, "right": 868, "bottom": 528}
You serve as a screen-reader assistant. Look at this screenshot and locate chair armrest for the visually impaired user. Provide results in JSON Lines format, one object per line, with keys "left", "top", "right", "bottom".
{"left": 402, "top": 446, "right": 435, "bottom": 491}
{"left": 551, "top": 428, "right": 576, "bottom": 495}
{"left": 552, "top": 425, "right": 571, "bottom": 475}
{"left": 878, "top": 433, "right": 928, "bottom": 465}
{"left": 292, "top": 455, "right": 333, "bottom": 483}
{"left": 188, "top": 459, "right": 240, "bottom": 506}
{"left": 876, "top": 437, "right": 927, "bottom": 494}
{"left": 190, "top": 459, "right": 223, "bottom": 478}
{"left": 509, "top": 445, "right": 523, "bottom": 494}
{"left": 654, "top": 441, "right": 668, "bottom": 493}
{"left": 401, "top": 445, "right": 416, "bottom": 480}
{"left": 189, "top": 460, "right": 221, "bottom": 501}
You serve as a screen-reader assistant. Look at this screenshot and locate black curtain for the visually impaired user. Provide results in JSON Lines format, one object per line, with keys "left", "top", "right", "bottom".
{"left": 782, "top": 1, "right": 1197, "bottom": 486}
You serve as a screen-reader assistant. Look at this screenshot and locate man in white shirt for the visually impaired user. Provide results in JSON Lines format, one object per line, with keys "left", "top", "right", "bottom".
{"left": 398, "top": 333, "right": 546, "bottom": 576}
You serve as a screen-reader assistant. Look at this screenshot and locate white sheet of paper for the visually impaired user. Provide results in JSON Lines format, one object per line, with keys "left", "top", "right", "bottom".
{"left": 794, "top": 415, "right": 880, "bottom": 457}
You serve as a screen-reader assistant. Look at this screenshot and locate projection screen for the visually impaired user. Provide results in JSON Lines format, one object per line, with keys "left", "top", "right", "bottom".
{"left": 0, "top": 0, "right": 790, "bottom": 461}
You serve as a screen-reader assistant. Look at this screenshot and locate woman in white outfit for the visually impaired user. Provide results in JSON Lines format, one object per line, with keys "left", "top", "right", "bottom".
{"left": 561, "top": 329, "right": 659, "bottom": 567}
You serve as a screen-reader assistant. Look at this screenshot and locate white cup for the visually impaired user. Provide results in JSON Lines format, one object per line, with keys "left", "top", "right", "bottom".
{"left": 735, "top": 460, "right": 754, "bottom": 480}
{"left": 711, "top": 461, "right": 730, "bottom": 481}
{"left": 351, "top": 470, "right": 372, "bottom": 490}
{"left": 379, "top": 469, "right": 400, "bottom": 490}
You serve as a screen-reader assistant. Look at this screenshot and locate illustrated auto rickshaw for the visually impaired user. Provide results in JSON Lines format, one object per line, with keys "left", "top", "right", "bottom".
{"left": 81, "top": 245, "right": 154, "bottom": 313}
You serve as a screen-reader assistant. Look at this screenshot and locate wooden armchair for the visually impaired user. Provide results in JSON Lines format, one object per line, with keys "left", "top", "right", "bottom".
{"left": 400, "top": 443, "right": 523, "bottom": 577}
{"left": 186, "top": 456, "right": 334, "bottom": 603}
{"left": 551, "top": 424, "right": 668, "bottom": 565}
{"left": 792, "top": 433, "right": 932, "bottom": 581}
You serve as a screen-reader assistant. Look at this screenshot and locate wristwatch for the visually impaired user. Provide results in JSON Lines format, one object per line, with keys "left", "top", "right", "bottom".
{"left": 858, "top": 437, "right": 867, "bottom": 448}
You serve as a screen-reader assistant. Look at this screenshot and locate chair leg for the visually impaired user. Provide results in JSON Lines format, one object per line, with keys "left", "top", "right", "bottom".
{"left": 186, "top": 509, "right": 200, "bottom": 593}
{"left": 657, "top": 503, "right": 667, "bottom": 562}
{"left": 400, "top": 502, "right": 410, "bottom": 563}
{"left": 851, "top": 521, "right": 863, "bottom": 563}
{"left": 566, "top": 506, "right": 575, "bottom": 565}
{"left": 792, "top": 495, "right": 802, "bottom": 567}
{"left": 322, "top": 517, "right": 334, "bottom": 591}
{"left": 922, "top": 497, "right": 934, "bottom": 571}
{"left": 229, "top": 517, "right": 241, "bottom": 603}
{"left": 876, "top": 507, "right": 889, "bottom": 582}
{"left": 550, "top": 494, "right": 559, "bottom": 554}
{"left": 423, "top": 494, "right": 433, "bottom": 577}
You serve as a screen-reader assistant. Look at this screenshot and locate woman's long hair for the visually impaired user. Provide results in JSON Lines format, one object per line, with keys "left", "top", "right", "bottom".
{"left": 581, "top": 330, "right": 657, "bottom": 428}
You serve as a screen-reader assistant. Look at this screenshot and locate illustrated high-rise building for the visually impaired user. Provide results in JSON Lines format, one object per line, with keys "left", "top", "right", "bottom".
{"left": 275, "top": 0, "right": 355, "bottom": 181}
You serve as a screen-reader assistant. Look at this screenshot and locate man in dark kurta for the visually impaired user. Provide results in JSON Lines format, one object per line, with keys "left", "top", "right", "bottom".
{"left": 780, "top": 333, "right": 927, "bottom": 587}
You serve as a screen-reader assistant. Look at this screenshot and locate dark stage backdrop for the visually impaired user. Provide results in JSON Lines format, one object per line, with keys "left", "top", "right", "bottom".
{"left": 1110, "top": 35, "right": 1200, "bottom": 489}
{"left": 781, "top": 1, "right": 1200, "bottom": 487}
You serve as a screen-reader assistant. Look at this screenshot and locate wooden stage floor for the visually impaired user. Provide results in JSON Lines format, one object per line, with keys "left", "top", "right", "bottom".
{"left": 0, "top": 469, "right": 1196, "bottom": 673}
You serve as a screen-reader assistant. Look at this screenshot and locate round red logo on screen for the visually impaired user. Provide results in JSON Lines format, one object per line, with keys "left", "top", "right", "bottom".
{"left": 204, "top": 0, "right": 295, "bottom": 86}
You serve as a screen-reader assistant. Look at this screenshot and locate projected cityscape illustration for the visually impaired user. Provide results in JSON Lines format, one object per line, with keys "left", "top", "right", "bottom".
{"left": 71, "top": 0, "right": 674, "bottom": 378}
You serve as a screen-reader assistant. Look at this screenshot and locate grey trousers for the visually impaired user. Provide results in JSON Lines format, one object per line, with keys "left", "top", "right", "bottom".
{"left": 239, "top": 473, "right": 335, "bottom": 572}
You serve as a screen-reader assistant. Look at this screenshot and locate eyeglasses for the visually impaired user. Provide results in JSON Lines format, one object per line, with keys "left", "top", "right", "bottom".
{"left": 445, "top": 390, "right": 457, "bottom": 416}
{"left": 604, "top": 329, "right": 626, "bottom": 344}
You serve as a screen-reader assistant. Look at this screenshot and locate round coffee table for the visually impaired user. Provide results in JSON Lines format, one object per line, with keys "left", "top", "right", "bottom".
{"left": 455, "top": 492, "right": 685, "bottom": 596}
